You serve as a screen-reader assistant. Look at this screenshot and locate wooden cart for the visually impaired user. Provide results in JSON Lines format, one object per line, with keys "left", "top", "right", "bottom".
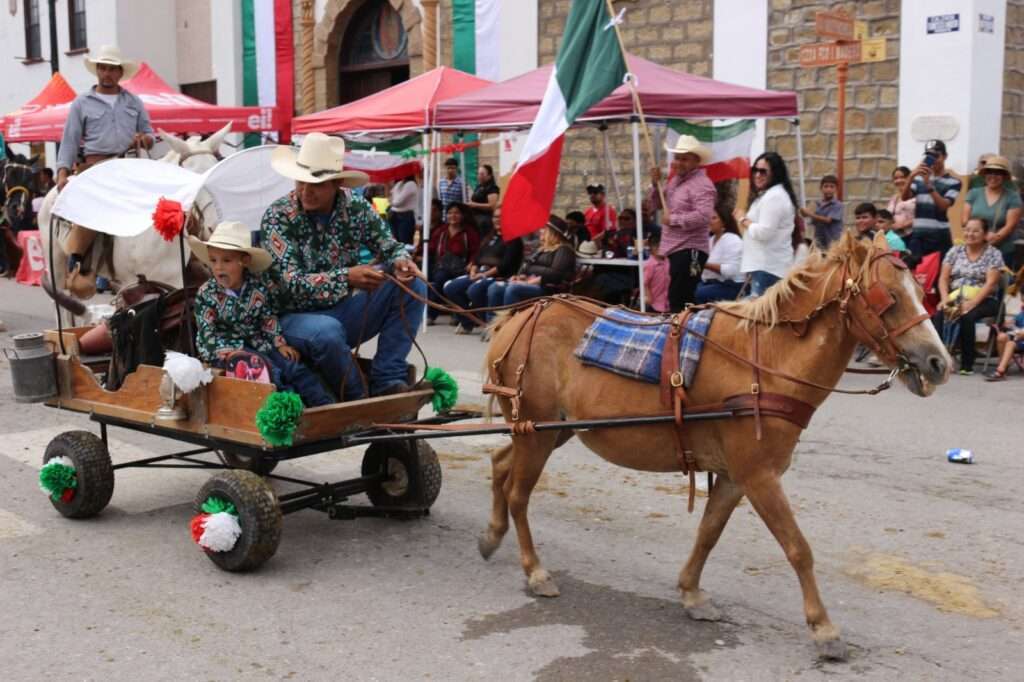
{"left": 40, "top": 326, "right": 467, "bottom": 572}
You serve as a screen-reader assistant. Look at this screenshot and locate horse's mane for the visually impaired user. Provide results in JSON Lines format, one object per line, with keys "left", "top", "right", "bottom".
{"left": 718, "top": 234, "right": 865, "bottom": 327}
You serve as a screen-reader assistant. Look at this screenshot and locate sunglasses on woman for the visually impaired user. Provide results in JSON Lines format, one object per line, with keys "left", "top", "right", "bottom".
{"left": 752, "top": 167, "right": 769, "bottom": 175}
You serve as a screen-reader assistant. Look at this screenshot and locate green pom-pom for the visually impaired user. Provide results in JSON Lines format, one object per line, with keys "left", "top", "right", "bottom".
{"left": 40, "top": 458, "right": 77, "bottom": 501}
{"left": 424, "top": 367, "right": 458, "bottom": 413}
{"left": 201, "top": 496, "right": 237, "bottom": 516}
{"left": 255, "top": 391, "right": 304, "bottom": 447}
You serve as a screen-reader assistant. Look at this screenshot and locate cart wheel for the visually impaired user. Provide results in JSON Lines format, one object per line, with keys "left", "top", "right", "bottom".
{"left": 194, "top": 470, "right": 282, "bottom": 572}
{"left": 219, "top": 449, "right": 278, "bottom": 476}
{"left": 361, "top": 440, "right": 442, "bottom": 510}
{"left": 43, "top": 430, "right": 114, "bottom": 519}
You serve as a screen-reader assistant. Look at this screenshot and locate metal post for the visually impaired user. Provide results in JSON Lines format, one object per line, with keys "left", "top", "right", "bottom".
{"left": 632, "top": 120, "right": 646, "bottom": 311}
{"left": 836, "top": 62, "right": 848, "bottom": 200}
{"left": 794, "top": 119, "right": 807, "bottom": 208}
{"left": 47, "top": 0, "right": 59, "bottom": 75}
{"left": 421, "top": 132, "right": 433, "bottom": 332}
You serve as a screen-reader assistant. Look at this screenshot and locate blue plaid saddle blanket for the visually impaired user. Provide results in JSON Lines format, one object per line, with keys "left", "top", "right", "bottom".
{"left": 574, "top": 308, "right": 715, "bottom": 386}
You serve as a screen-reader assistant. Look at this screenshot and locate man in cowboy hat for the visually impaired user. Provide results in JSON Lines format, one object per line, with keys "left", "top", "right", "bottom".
{"left": 648, "top": 133, "right": 716, "bottom": 311}
{"left": 56, "top": 45, "right": 154, "bottom": 285}
{"left": 261, "top": 132, "right": 427, "bottom": 400}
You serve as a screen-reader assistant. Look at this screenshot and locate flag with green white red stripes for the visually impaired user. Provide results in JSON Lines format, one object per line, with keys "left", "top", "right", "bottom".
{"left": 666, "top": 119, "right": 756, "bottom": 182}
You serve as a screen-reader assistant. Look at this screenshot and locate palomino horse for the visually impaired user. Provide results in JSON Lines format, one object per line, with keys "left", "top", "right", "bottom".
{"left": 37, "top": 122, "right": 231, "bottom": 313}
{"left": 480, "top": 231, "right": 951, "bottom": 660}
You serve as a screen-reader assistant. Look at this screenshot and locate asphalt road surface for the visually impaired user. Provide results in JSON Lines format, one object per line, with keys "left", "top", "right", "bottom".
{"left": 1, "top": 278, "right": 1021, "bottom": 681}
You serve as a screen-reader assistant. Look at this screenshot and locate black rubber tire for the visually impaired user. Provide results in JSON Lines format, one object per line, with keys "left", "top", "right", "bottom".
{"left": 43, "top": 430, "right": 114, "bottom": 519}
{"left": 193, "top": 470, "right": 283, "bottom": 572}
{"left": 219, "top": 449, "right": 278, "bottom": 476}
{"left": 361, "top": 440, "right": 442, "bottom": 510}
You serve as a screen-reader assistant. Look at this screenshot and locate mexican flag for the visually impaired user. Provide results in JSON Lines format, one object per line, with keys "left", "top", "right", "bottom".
{"left": 242, "top": 0, "right": 294, "bottom": 146}
{"left": 501, "top": 0, "right": 627, "bottom": 239}
{"left": 666, "top": 119, "right": 755, "bottom": 183}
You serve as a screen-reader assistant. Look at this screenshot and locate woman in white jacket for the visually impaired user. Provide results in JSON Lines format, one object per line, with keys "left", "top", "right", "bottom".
{"left": 733, "top": 152, "right": 799, "bottom": 297}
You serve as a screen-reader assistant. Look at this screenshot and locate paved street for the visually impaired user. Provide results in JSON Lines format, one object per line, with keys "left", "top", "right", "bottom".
{"left": 1, "top": 277, "right": 1021, "bottom": 681}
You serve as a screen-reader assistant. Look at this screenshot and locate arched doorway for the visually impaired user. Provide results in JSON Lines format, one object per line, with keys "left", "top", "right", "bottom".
{"left": 337, "top": 0, "right": 409, "bottom": 105}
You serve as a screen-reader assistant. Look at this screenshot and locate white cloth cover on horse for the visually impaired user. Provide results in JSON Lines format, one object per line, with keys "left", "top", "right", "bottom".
{"left": 51, "top": 146, "right": 293, "bottom": 238}
{"left": 52, "top": 159, "right": 204, "bottom": 236}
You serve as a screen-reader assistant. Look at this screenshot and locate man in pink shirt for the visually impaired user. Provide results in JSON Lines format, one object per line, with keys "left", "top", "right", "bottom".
{"left": 648, "top": 135, "right": 717, "bottom": 311}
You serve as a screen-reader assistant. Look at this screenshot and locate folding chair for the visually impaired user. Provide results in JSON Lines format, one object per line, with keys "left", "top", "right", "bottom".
{"left": 981, "top": 270, "right": 1013, "bottom": 373}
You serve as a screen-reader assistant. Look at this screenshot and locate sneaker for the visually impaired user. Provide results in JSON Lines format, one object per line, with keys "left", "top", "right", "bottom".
{"left": 984, "top": 370, "right": 1006, "bottom": 382}
{"left": 958, "top": 368, "right": 974, "bottom": 376}
{"left": 454, "top": 326, "right": 473, "bottom": 335}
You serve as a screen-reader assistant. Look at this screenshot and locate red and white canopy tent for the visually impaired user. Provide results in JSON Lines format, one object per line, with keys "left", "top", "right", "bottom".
{"left": 433, "top": 54, "right": 800, "bottom": 310}
{"left": 3, "top": 63, "right": 279, "bottom": 143}
{"left": 292, "top": 66, "right": 494, "bottom": 280}
{"left": 2, "top": 73, "right": 77, "bottom": 142}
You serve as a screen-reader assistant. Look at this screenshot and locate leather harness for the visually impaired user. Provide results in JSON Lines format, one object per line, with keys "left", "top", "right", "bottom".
{"left": 482, "top": 246, "right": 928, "bottom": 513}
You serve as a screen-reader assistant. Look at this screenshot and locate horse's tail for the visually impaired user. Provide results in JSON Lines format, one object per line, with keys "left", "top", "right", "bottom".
{"left": 41, "top": 277, "right": 87, "bottom": 317}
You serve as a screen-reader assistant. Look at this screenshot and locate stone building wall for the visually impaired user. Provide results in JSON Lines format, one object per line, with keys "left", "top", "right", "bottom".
{"left": 766, "top": 0, "right": 901, "bottom": 218}
{"left": 537, "top": 0, "right": 714, "bottom": 216}
{"left": 1001, "top": 0, "right": 1024, "bottom": 172}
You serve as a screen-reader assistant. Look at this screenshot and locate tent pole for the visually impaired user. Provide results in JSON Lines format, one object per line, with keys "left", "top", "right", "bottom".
{"left": 601, "top": 125, "right": 624, "bottom": 212}
{"left": 421, "top": 131, "right": 434, "bottom": 332}
{"left": 794, "top": 118, "right": 807, "bottom": 208}
{"left": 632, "top": 120, "right": 646, "bottom": 312}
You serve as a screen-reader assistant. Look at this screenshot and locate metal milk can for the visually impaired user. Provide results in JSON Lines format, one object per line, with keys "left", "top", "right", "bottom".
{"left": 5, "top": 332, "right": 58, "bottom": 403}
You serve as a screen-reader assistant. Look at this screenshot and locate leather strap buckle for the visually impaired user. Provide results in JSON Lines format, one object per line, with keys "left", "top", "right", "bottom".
{"left": 670, "top": 371, "right": 684, "bottom": 388}
{"left": 751, "top": 383, "right": 760, "bottom": 395}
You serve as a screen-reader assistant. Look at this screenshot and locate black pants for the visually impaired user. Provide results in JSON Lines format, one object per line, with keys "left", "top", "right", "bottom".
{"left": 932, "top": 297, "right": 1000, "bottom": 371}
{"left": 907, "top": 229, "right": 952, "bottom": 263}
{"left": 667, "top": 249, "right": 708, "bottom": 312}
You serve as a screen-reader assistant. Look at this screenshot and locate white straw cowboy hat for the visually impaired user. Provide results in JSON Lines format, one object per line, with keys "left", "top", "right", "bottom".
{"left": 665, "top": 134, "right": 711, "bottom": 164}
{"left": 271, "top": 133, "right": 370, "bottom": 186}
{"left": 188, "top": 221, "right": 272, "bottom": 273}
{"left": 84, "top": 45, "right": 139, "bottom": 79}
{"left": 577, "top": 240, "right": 600, "bottom": 257}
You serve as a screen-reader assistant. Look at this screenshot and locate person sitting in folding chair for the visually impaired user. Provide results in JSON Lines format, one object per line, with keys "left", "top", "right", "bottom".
{"left": 985, "top": 269, "right": 1024, "bottom": 381}
{"left": 932, "top": 217, "right": 1005, "bottom": 375}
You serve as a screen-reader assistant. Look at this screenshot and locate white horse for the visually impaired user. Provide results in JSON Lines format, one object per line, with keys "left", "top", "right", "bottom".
{"left": 38, "top": 123, "right": 231, "bottom": 320}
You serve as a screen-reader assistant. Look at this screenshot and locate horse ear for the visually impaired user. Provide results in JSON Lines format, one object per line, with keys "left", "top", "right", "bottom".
{"left": 204, "top": 122, "right": 232, "bottom": 154}
{"left": 159, "top": 128, "right": 191, "bottom": 157}
{"left": 872, "top": 229, "right": 889, "bottom": 251}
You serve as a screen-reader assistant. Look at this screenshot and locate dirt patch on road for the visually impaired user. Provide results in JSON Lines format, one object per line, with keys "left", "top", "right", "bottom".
{"left": 845, "top": 552, "right": 999, "bottom": 619}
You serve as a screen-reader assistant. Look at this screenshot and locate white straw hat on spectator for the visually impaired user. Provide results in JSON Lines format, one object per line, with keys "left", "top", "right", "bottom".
{"left": 271, "top": 133, "right": 370, "bottom": 187}
{"left": 664, "top": 134, "right": 711, "bottom": 164}
{"left": 84, "top": 45, "right": 139, "bottom": 79}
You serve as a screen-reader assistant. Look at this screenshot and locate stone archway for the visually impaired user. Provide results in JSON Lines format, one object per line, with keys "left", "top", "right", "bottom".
{"left": 312, "top": 0, "right": 422, "bottom": 111}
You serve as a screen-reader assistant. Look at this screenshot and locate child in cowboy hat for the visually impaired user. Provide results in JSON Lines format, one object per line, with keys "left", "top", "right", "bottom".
{"left": 190, "top": 221, "right": 335, "bottom": 407}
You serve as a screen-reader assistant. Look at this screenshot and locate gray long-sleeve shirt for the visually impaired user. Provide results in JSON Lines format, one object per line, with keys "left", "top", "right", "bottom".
{"left": 56, "top": 87, "right": 154, "bottom": 171}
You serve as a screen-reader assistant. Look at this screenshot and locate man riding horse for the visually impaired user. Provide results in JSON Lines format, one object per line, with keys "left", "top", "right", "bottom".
{"left": 261, "top": 133, "right": 427, "bottom": 401}
{"left": 56, "top": 45, "right": 154, "bottom": 296}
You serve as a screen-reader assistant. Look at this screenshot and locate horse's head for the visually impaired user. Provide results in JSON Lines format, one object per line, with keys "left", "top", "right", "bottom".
{"left": 158, "top": 122, "right": 232, "bottom": 173}
{"left": 837, "top": 231, "right": 951, "bottom": 396}
{"left": 3, "top": 158, "right": 38, "bottom": 231}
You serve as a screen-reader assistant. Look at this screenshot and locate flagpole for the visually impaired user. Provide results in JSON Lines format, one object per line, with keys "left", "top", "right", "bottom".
{"left": 604, "top": 0, "right": 666, "bottom": 213}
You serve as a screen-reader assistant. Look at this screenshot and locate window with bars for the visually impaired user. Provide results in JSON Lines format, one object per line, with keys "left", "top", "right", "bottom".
{"left": 68, "top": 0, "right": 87, "bottom": 51}
{"left": 24, "top": 0, "right": 41, "bottom": 61}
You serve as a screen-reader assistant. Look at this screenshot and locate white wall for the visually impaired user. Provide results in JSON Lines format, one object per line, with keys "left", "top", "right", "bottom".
{"left": 117, "top": 0, "right": 177, "bottom": 85}
{"left": 899, "top": 0, "right": 1007, "bottom": 173}
{"left": 713, "top": 0, "right": 768, "bottom": 159}
{"left": 497, "top": 0, "right": 537, "bottom": 175}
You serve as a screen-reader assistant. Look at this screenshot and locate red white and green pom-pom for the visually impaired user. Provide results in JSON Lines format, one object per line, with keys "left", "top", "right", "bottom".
{"left": 190, "top": 496, "right": 242, "bottom": 552}
{"left": 39, "top": 456, "right": 77, "bottom": 503}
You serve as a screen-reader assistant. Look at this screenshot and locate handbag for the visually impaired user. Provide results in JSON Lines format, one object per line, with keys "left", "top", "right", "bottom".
{"left": 437, "top": 231, "right": 469, "bottom": 272}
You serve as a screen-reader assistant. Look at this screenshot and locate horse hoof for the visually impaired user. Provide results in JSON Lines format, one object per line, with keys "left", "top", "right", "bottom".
{"left": 478, "top": 532, "right": 501, "bottom": 560}
{"left": 528, "top": 569, "right": 560, "bottom": 597}
{"left": 815, "top": 638, "right": 849, "bottom": 662}
{"left": 685, "top": 602, "right": 722, "bottom": 622}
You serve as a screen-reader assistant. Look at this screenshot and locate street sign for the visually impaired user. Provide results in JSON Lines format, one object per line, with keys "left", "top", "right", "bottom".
{"left": 799, "top": 41, "right": 862, "bottom": 67}
{"left": 815, "top": 10, "right": 855, "bottom": 41}
{"left": 860, "top": 37, "right": 887, "bottom": 62}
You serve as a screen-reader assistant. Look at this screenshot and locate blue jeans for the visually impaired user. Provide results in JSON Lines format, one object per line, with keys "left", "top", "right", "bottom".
{"left": 496, "top": 282, "right": 546, "bottom": 306}
{"left": 443, "top": 275, "right": 494, "bottom": 329}
{"left": 747, "top": 271, "right": 781, "bottom": 298}
{"left": 280, "top": 278, "right": 427, "bottom": 400}
{"left": 263, "top": 348, "right": 335, "bottom": 407}
{"left": 695, "top": 279, "right": 744, "bottom": 304}
{"left": 428, "top": 267, "right": 463, "bottom": 321}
